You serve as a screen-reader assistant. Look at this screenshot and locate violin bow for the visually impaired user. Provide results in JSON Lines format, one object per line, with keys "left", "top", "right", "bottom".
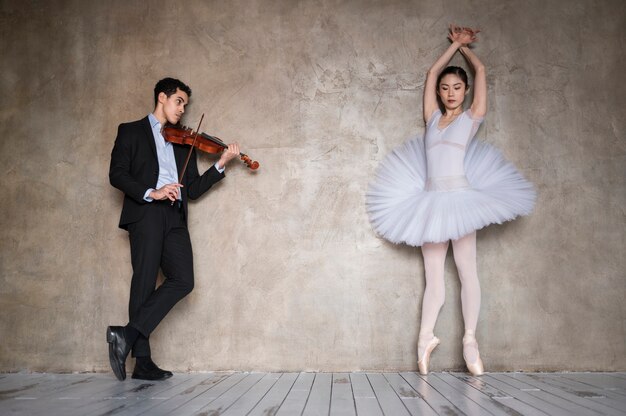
{"left": 170, "top": 113, "right": 204, "bottom": 205}
{"left": 177, "top": 113, "right": 205, "bottom": 183}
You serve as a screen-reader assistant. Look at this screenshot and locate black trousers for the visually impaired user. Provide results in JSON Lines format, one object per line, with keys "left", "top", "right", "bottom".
{"left": 127, "top": 201, "right": 194, "bottom": 357}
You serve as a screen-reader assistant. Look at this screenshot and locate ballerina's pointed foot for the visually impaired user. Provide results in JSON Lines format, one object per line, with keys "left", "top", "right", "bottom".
{"left": 466, "top": 358, "right": 484, "bottom": 376}
{"left": 463, "top": 331, "right": 484, "bottom": 376}
{"left": 417, "top": 336, "right": 440, "bottom": 375}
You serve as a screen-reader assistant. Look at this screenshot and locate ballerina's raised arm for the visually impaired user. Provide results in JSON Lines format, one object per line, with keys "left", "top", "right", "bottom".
{"left": 423, "top": 25, "right": 485, "bottom": 123}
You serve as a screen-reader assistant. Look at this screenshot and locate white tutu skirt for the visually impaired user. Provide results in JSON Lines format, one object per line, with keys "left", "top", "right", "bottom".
{"left": 366, "top": 135, "right": 536, "bottom": 247}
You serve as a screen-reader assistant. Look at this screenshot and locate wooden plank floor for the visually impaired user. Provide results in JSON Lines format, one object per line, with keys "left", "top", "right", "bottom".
{"left": 0, "top": 372, "right": 624, "bottom": 415}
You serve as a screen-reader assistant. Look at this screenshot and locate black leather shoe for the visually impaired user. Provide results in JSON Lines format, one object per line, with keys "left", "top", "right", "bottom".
{"left": 132, "top": 358, "right": 173, "bottom": 381}
{"left": 106, "top": 326, "right": 132, "bottom": 381}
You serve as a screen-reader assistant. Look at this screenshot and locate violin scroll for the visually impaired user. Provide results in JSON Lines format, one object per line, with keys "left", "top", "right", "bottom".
{"left": 241, "top": 155, "right": 260, "bottom": 170}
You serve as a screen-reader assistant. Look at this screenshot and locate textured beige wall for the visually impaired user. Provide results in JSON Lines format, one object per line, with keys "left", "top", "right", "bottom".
{"left": 0, "top": 0, "right": 624, "bottom": 373}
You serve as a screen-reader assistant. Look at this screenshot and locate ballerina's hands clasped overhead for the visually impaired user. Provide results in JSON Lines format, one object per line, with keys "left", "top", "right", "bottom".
{"left": 448, "top": 24, "right": 480, "bottom": 45}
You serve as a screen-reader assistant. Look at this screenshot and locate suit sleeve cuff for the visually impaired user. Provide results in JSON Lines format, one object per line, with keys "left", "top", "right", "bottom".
{"left": 144, "top": 188, "right": 154, "bottom": 202}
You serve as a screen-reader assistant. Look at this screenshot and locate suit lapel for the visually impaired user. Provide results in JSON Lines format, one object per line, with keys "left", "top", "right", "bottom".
{"left": 141, "top": 116, "right": 157, "bottom": 158}
{"left": 143, "top": 116, "right": 189, "bottom": 183}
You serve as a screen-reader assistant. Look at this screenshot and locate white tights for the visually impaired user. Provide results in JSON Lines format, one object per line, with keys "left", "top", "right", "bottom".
{"left": 418, "top": 232, "right": 481, "bottom": 363}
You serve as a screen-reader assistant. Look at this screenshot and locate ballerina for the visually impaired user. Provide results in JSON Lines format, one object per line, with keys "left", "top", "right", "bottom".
{"left": 366, "top": 25, "right": 536, "bottom": 376}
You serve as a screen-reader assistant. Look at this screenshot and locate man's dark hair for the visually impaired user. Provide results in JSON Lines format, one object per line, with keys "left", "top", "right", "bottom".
{"left": 154, "top": 78, "right": 192, "bottom": 106}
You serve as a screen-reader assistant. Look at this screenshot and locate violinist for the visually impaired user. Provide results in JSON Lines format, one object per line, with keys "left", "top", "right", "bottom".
{"left": 107, "top": 77, "right": 240, "bottom": 381}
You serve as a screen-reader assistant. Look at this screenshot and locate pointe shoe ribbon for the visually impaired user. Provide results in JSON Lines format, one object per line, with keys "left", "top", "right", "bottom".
{"left": 417, "top": 336, "right": 440, "bottom": 375}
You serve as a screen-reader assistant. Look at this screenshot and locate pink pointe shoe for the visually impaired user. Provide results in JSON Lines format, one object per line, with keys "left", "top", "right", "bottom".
{"left": 417, "top": 336, "right": 440, "bottom": 375}
{"left": 463, "top": 331, "right": 484, "bottom": 376}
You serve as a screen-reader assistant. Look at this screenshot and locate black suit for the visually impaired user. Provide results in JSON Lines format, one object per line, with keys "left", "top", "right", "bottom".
{"left": 109, "top": 116, "right": 224, "bottom": 357}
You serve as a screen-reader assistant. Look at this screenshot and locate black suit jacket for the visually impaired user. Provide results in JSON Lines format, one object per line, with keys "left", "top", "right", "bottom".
{"left": 109, "top": 116, "right": 225, "bottom": 229}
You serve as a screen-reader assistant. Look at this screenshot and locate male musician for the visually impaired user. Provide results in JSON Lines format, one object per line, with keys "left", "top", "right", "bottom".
{"left": 107, "top": 78, "right": 239, "bottom": 381}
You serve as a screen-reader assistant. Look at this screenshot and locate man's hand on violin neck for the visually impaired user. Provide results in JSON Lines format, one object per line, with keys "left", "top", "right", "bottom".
{"left": 218, "top": 143, "right": 240, "bottom": 169}
{"left": 150, "top": 183, "right": 183, "bottom": 201}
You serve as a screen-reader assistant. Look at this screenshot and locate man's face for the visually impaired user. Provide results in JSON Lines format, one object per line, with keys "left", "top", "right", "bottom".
{"left": 159, "top": 88, "right": 188, "bottom": 125}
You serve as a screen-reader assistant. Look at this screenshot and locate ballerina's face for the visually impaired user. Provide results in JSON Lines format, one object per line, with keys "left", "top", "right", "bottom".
{"left": 437, "top": 74, "right": 468, "bottom": 111}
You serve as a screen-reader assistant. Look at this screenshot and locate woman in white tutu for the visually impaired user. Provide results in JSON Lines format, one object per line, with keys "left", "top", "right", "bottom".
{"left": 366, "top": 26, "right": 536, "bottom": 375}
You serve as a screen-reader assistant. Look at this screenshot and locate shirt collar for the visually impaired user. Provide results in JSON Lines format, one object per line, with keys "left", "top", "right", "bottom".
{"left": 148, "top": 113, "right": 161, "bottom": 129}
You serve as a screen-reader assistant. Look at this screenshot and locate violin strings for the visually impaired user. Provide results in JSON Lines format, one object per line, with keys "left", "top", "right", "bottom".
{"left": 201, "top": 132, "right": 227, "bottom": 147}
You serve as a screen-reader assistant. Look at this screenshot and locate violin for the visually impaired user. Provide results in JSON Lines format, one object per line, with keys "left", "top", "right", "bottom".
{"left": 162, "top": 125, "right": 260, "bottom": 170}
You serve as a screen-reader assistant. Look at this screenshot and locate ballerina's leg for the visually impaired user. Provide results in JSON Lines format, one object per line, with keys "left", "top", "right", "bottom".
{"left": 418, "top": 240, "right": 449, "bottom": 357}
{"left": 451, "top": 231, "right": 482, "bottom": 364}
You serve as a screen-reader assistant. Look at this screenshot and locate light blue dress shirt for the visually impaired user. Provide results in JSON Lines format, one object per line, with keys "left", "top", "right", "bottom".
{"left": 144, "top": 113, "right": 224, "bottom": 202}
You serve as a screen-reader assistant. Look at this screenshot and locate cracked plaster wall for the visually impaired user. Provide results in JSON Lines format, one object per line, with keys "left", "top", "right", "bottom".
{"left": 0, "top": 0, "right": 624, "bottom": 372}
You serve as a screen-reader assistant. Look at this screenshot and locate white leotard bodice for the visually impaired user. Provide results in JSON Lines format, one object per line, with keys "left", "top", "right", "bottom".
{"left": 424, "top": 109, "right": 483, "bottom": 191}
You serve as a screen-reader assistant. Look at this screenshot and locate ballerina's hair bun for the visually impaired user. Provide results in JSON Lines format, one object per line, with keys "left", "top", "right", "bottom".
{"left": 437, "top": 66, "right": 469, "bottom": 88}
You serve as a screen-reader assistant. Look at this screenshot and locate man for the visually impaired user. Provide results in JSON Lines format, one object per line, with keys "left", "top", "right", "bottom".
{"left": 107, "top": 78, "right": 239, "bottom": 381}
